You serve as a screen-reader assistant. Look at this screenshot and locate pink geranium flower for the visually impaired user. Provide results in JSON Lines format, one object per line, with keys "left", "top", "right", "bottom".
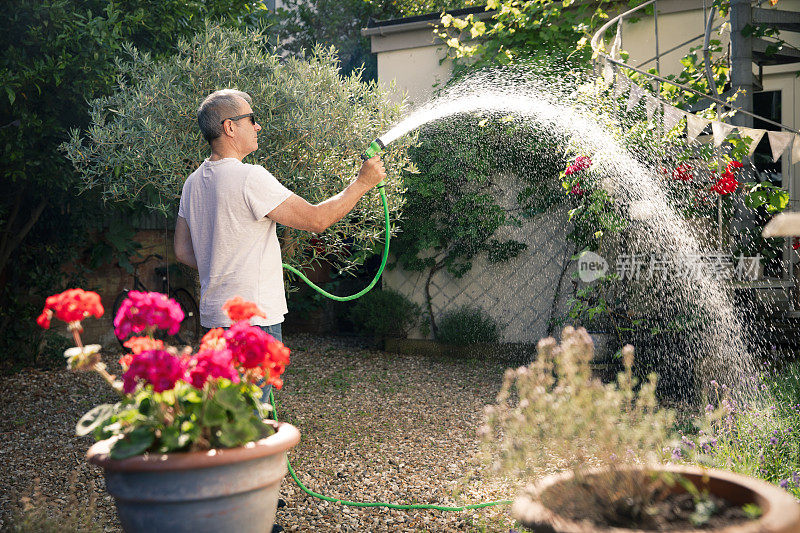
{"left": 122, "top": 349, "right": 186, "bottom": 393}
{"left": 114, "top": 291, "right": 184, "bottom": 340}
{"left": 224, "top": 321, "right": 271, "bottom": 369}
{"left": 187, "top": 349, "right": 239, "bottom": 389}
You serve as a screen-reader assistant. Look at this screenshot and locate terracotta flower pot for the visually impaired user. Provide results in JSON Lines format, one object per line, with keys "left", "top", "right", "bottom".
{"left": 512, "top": 464, "right": 800, "bottom": 533}
{"left": 87, "top": 420, "right": 300, "bottom": 533}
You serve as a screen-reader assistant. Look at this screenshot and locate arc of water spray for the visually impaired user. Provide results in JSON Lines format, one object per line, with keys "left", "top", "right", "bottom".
{"left": 381, "top": 71, "right": 756, "bottom": 396}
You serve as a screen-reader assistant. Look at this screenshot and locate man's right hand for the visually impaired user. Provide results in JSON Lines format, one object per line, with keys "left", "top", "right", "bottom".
{"left": 357, "top": 156, "right": 387, "bottom": 189}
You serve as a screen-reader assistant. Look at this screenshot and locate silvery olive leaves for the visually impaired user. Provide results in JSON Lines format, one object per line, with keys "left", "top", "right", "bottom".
{"left": 62, "top": 22, "right": 413, "bottom": 276}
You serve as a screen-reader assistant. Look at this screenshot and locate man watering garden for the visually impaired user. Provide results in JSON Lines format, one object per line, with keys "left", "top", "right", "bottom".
{"left": 173, "top": 89, "right": 387, "bottom": 341}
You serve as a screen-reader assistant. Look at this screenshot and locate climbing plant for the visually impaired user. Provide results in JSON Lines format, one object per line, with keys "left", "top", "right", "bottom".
{"left": 436, "top": 0, "right": 618, "bottom": 78}
{"left": 270, "top": 0, "right": 475, "bottom": 80}
{"left": 395, "top": 114, "right": 566, "bottom": 337}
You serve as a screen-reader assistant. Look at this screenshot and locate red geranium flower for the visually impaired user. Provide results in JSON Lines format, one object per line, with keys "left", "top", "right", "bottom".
{"left": 119, "top": 353, "right": 133, "bottom": 369}
{"left": 36, "top": 289, "right": 104, "bottom": 330}
{"left": 672, "top": 163, "right": 693, "bottom": 181}
{"left": 123, "top": 336, "right": 165, "bottom": 354}
{"left": 710, "top": 172, "right": 739, "bottom": 195}
{"left": 262, "top": 337, "right": 291, "bottom": 389}
{"left": 222, "top": 296, "right": 266, "bottom": 323}
{"left": 726, "top": 160, "right": 743, "bottom": 172}
{"left": 119, "top": 336, "right": 165, "bottom": 370}
{"left": 565, "top": 156, "right": 592, "bottom": 176}
{"left": 200, "top": 327, "right": 227, "bottom": 351}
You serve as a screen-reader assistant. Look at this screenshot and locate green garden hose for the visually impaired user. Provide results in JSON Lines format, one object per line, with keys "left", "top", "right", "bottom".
{"left": 280, "top": 183, "right": 390, "bottom": 302}
{"left": 269, "top": 389, "right": 512, "bottom": 511}
{"left": 275, "top": 140, "right": 512, "bottom": 512}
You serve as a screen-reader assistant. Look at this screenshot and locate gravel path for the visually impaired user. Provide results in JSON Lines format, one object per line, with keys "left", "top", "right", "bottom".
{"left": 0, "top": 334, "right": 519, "bottom": 532}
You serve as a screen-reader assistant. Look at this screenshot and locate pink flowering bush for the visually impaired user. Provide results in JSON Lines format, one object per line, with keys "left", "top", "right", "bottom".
{"left": 37, "top": 290, "right": 290, "bottom": 459}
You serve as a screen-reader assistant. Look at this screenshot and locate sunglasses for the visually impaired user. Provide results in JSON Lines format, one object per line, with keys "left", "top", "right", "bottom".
{"left": 220, "top": 112, "right": 256, "bottom": 125}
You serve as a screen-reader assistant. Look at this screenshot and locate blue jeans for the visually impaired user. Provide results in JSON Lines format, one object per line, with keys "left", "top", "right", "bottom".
{"left": 259, "top": 324, "right": 282, "bottom": 406}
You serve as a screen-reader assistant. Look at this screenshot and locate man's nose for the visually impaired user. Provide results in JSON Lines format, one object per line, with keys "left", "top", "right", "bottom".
{"left": 255, "top": 122, "right": 262, "bottom": 132}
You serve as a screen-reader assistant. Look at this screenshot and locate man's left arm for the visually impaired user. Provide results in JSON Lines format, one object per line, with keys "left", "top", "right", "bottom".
{"left": 174, "top": 216, "right": 198, "bottom": 269}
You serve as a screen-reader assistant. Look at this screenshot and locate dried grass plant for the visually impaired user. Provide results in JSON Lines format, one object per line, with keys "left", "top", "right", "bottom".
{"left": 7, "top": 469, "right": 102, "bottom": 533}
{"left": 480, "top": 326, "right": 679, "bottom": 526}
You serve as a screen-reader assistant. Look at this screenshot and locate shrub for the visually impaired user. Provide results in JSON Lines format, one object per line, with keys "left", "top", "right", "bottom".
{"left": 437, "top": 306, "right": 501, "bottom": 345}
{"left": 482, "top": 327, "right": 681, "bottom": 529}
{"left": 62, "top": 23, "right": 411, "bottom": 278}
{"left": 349, "top": 289, "right": 420, "bottom": 338}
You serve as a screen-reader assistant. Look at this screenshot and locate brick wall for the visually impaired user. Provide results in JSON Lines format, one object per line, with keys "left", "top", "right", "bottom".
{"left": 76, "top": 229, "right": 198, "bottom": 348}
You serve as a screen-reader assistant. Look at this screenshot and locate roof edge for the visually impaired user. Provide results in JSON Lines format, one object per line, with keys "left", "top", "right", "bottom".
{"left": 362, "top": 5, "right": 492, "bottom": 37}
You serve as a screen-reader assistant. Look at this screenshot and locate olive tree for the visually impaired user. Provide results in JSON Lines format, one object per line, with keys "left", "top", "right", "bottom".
{"left": 63, "top": 22, "right": 411, "bottom": 275}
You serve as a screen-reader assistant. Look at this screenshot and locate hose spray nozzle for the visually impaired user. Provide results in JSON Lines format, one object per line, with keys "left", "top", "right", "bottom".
{"left": 361, "top": 138, "right": 387, "bottom": 188}
{"left": 361, "top": 138, "right": 385, "bottom": 161}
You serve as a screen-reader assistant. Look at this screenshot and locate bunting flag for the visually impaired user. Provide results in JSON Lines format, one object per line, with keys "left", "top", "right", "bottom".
{"left": 603, "top": 60, "right": 614, "bottom": 85}
{"left": 768, "top": 131, "right": 794, "bottom": 162}
{"left": 663, "top": 106, "right": 685, "bottom": 134}
{"left": 594, "top": 53, "right": 799, "bottom": 160}
{"left": 711, "top": 121, "right": 735, "bottom": 147}
{"left": 686, "top": 114, "right": 710, "bottom": 142}
{"left": 610, "top": 24, "right": 623, "bottom": 61}
{"left": 627, "top": 84, "right": 645, "bottom": 112}
{"left": 737, "top": 127, "right": 766, "bottom": 156}
{"left": 644, "top": 95, "right": 660, "bottom": 122}
{"left": 613, "top": 74, "right": 628, "bottom": 98}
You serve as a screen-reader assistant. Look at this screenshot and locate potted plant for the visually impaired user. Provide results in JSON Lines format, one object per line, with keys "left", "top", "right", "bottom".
{"left": 478, "top": 327, "right": 800, "bottom": 532}
{"left": 37, "top": 290, "right": 299, "bottom": 533}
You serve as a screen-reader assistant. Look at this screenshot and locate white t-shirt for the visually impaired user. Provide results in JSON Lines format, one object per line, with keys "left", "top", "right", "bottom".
{"left": 178, "top": 158, "right": 293, "bottom": 327}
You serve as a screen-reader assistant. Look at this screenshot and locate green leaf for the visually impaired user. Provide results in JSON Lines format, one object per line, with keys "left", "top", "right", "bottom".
{"left": 76, "top": 403, "right": 116, "bottom": 436}
{"left": 742, "top": 503, "right": 763, "bottom": 519}
{"left": 138, "top": 396, "right": 153, "bottom": 416}
{"left": 5, "top": 86, "right": 14, "bottom": 105}
{"left": 110, "top": 427, "right": 155, "bottom": 459}
{"left": 768, "top": 192, "right": 789, "bottom": 212}
{"left": 201, "top": 399, "right": 228, "bottom": 426}
{"left": 212, "top": 382, "right": 246, "bottom": 412}
{"left": 217, "top": 419, "right": 260, "bottom": 448}
{"left": 158, "top": 425, "right": 192, "bottom": 452}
